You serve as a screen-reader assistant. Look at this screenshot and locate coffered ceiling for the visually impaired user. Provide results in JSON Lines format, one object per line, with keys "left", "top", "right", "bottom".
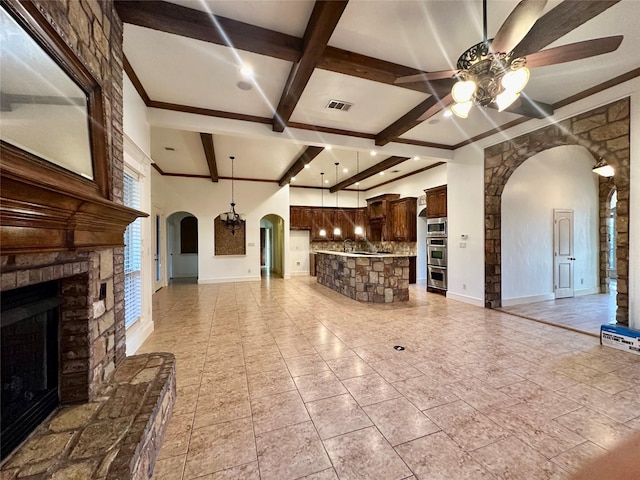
{"left": 119, "top": 0, "right": 640, "bottom": 191}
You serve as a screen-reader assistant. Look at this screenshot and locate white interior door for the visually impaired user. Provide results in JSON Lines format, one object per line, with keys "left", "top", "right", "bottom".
{"left": 554, "top": 209, "right": 574, "bottom": 299}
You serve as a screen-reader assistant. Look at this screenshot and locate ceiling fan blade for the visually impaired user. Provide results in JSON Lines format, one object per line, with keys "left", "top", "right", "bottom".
{"left": 512, "top": 0, "right": 621, "bottom": 58}
{"left": 394, "top": 70, "right": 457, "bottom": 85}
{"left": 491, "top": 0, "right": 547, "bottom": 54}
{"left": 524, "top": 36, "right": 623, "bottom": 69}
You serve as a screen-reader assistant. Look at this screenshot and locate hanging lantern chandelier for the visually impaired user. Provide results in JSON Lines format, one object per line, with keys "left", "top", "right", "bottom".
{"left": 219, "top": 156, "right": 246, "bottom": 235}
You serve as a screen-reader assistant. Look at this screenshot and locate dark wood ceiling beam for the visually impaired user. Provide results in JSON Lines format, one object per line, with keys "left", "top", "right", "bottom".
{"left": 114, "top": 1, "right": 303, "bottom": 62}
{"left": 375, "top": 94, "right": 453, "bottom": 147}
{"left": 123, "top": 55, "right": 150, "bottom": 105}
{"left": 278, "top": 146, "right": 325, "bottom": 187}
{"left": 318, "top": 47, "right": 454, "bottom": 96}
{"left": 273, "top": 1, "right": 348, "bottom": 132}
{"left": 330, "top": 156, "right": 410, "bottom": 193}
{"left": 200, "top": 133, "right": 218, "bottom": 182}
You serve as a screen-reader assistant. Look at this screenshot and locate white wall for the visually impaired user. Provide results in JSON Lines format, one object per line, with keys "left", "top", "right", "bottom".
{"left": 123, "top": 76, "right": 154, "bottom": 354}
{"left": 501, "top": 146, "right": 599, "bottom": 305}
{"left": 447, "top": 144, "right": 486, "bottom": 306}
{"left": 290, "top": 230, "right": 311, "bottom": 275}
{"left": 152, "top": 175, "right": 290, "bottom": 283}
{"left": 290, "top": 187, "right": 362, "bottom": 208}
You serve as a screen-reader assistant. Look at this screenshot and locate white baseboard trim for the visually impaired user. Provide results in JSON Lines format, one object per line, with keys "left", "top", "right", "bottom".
{"left": 446, "top": 291, "right": 484, "bottom": 307}
{"left": 198, "top": 275, "right": 262, "bottom": 284}
{"left": 126, "top": 318, "right": 154, "bottom": 355}
{"left": 290, "top": 271, "right": 311, "bottom": 276}
{"left": 502, "top": 293, "right": 555, "bottom": 307}
{"left": 575, "top": 287, "right": 600, "bottom": 297}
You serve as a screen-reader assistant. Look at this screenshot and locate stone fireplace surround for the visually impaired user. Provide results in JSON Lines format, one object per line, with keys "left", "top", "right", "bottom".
{"left": 0, "top": 253, "right": 176, "bottom": 479}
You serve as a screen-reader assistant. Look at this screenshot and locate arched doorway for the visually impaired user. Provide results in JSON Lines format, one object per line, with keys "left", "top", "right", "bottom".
{"left": 166, "top": 211, "right": 198, "bottom": 283}
{"left": 501, "top": 146, "right": 599, "bottom": 306}
{"left": 260, "top": 214, "right": 284, "bottom": 278}
{"left": 484, "top": 98, "right": 630, "bottom": 325}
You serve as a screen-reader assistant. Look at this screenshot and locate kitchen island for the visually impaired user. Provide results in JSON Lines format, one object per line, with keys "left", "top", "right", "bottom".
{"left": 315, "top": 250, "right": 411, "bottom": 303}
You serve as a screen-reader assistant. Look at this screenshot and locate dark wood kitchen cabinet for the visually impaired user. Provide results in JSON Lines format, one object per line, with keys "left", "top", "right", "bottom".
{"left": 390, "top": 197, "right": 417, "bottom": 241}
{"left": 290, "top": 206, "right": 312, "bottom": 230}
{"left": 366, "top": 193, "right": 399, "bottom": 242}
{"left": 312, "top": 208, "right": 334, "bottom": 241}
{"left": 425, "top": 185, "right": 447, "bottom": 218}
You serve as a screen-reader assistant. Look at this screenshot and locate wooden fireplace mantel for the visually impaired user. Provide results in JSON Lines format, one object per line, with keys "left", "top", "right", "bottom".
{"left": 0, "top": 143, "right": 147, "bottom": 255}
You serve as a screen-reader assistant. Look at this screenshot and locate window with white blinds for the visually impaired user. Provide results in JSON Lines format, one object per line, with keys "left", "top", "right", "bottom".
{"left": 123, "top": 171, "right": 142, "bottom": 328}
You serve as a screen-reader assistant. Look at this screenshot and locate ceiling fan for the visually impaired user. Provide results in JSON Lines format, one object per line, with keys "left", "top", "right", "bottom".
{"left": 395, "top": 0, "right": 623, "bottom": 118}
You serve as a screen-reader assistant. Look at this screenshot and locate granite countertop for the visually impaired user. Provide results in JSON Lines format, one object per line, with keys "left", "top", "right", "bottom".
{"left": 315, "top": 250, "right": 412, "bottom": 258}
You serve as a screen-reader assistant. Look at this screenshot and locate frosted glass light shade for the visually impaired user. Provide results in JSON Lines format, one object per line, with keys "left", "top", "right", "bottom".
{"left": 496, "top": 90, "right": 520, "bottom": 111}
{"left": 502, "top": 67, "right": 529, "bottom": 93}
{"left": 319, "top": 228, "right": 326, "bottom": 237}
{"left": 333, "top": 227, "right": 341, "bottom": 236}
{"left": 451, "top": 101, "right": 473, "bottom": 118}
{"left": 452, "top": 80, "right": 476, "bottom": 103}
{"left": 354, "top": 225, "right": 364, "bottom": 236}
{"left": 593, "top": 158, "right": 614, "bottom": 177}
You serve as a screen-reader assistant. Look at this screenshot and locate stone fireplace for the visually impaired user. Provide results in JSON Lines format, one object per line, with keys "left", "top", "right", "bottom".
{"left": 0, "top": 1, "right": 174, "bottom": 477}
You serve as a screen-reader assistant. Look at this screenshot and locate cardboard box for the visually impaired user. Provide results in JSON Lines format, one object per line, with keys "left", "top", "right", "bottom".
{"left": 600, "top": 324, "right": 640, "bottom": 356}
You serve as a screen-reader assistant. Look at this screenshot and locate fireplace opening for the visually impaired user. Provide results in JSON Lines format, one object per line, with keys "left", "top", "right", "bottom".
{"left": 1, "top": 280, "right": 61, "bottom": 462}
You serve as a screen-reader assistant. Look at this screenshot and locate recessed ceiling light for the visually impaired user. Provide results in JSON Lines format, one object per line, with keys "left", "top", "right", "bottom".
{"left": 240, "top": 64, "right": 254, "bottom": 78}
{"left": 355, "top": 181, "right": 360, "bottom": 186}
{"left": 325, "top": 145, "right": 332, "bottom": 151}
{"left": 343, "top": 168, "right": 348, "bottom": 173}
{"left": 304, "top": 164, "right": 310, "bottom": 169}
{"left": 325, "top": 179, "right": 329, "bottom": 184}
{"left": 443, "top": 109, "right": 453, "bottom": 118}
{"left": 237, "top": 81, "right": 252, "bottom": 91}
{"left": 414, "top": 156, "right": 420, "bottom": 161}
{"left": 291, "top": 177, "right": 296, "bottom": 182}
{"left": 379, "top": 171, "right": 384, "bottom": 175}
{"left": 370, "top": 151, "right": 377, "bottom": 156}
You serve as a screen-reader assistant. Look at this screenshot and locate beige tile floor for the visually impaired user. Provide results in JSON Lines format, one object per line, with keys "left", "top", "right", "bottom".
{"left": 140, "top": 277, "right": 640, "bottom": 480}
{"left": 499, "top": 285, "right": 617, "bottom": 336}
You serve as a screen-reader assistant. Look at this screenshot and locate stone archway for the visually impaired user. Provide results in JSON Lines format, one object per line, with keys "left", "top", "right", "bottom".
{"left": 484, "top": 98, "right": 630, "bottom": 324}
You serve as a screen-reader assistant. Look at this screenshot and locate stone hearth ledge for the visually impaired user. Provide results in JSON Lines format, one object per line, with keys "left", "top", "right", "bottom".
{"left": 1, "top": 353, "right": 176, "bottom": 480}
{"left": 316, "top": 251, "right": 411, "bottom": 303}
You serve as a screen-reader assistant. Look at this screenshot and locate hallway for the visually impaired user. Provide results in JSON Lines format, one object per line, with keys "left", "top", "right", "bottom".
{"left": 141, "top": 278, "right": 640, "bottom": 480}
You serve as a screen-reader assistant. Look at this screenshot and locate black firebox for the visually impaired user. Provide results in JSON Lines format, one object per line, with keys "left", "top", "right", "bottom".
{"left": 1, "top": 280, "right": 61, "bottom": 461}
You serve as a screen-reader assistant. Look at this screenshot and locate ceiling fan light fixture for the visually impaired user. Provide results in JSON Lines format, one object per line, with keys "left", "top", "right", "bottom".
{"left": 495, "top": 90, "right": 520, "bottom": 112}
{"left": 451, "top": 101, "right": 473, "bottom": 119}
{"left": 501, "top": 66, "right": 530, "bottom": 93}
{"left": 593, "top": 157, "right": 614, "bottom": 177}
{"left": 452, "top": 79, "right": 477, "bottom": 103}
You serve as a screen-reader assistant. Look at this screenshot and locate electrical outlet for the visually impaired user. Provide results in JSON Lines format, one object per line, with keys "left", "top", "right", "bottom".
{"left": 581, "top": 278, "right": 584, "bottom": 285}
{"left": 248, "top": 269, "right": 251, "bottom": 273}
{"left": 296, "top": 261, "right": 300, "bottom": 266}
{"left": 463, "top": 284, "right": 467, "bottom": 290}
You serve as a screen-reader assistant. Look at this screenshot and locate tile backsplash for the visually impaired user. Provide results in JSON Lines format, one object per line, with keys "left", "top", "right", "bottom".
{"left": 310, "top": 241, "right": 416, "bottom": 256}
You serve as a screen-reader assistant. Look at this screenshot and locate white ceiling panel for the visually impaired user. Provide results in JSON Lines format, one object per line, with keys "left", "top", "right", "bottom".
{"left": 124, "top": 24, "right": 292, "bottom": 117}
{"left": 212, "top": 134, "right": 306, "bottom": 180}
{"left": 165, "top": 0, "right": 315, "bottom": 37}
{"left": 151, "top": 128, "right": 209, "bottom": 175}
{"left": 290, "top": 70, "right": 428, "bottom": 133}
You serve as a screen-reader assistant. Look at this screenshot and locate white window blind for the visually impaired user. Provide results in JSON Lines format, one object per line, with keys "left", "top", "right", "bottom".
{"left": 123, "top": 172, "right": 142, "bottom": 328}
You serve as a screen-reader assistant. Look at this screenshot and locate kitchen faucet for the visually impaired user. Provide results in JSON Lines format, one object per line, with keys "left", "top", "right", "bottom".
{"left": 343, "top": 238, "right": 353, "bottom": 252}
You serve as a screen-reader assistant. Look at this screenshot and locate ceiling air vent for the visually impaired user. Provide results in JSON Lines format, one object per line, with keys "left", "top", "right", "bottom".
{"left": 326, "top": 99, "right": 352, "bottom": 112}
